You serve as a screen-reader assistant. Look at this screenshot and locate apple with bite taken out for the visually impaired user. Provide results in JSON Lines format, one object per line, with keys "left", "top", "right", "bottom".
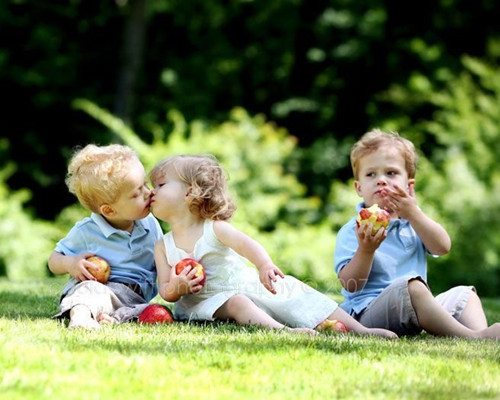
{"left": 175, "top": 258, "right": 206, "bottom": 286}
{"left": 138, "top": 304, "right": 174, "bottom": 324}
{"left": 318, "top": 319, "right": 349, "bottom": 333}
{"left": 86, "top": 255, "right": 111, "bottom": 283}
{"left": 330, "top": 320, "right": 348, "bottom": 333}
{"left": 356, "top": 203, "right": 390, "bottom": 235}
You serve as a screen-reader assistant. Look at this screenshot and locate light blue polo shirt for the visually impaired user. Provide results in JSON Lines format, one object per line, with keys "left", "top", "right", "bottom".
{"left": 55, "top": 212, "right": 163, "bottom": 301}
{"left": 334, "top": 203, "right": 429, "bottom": 315}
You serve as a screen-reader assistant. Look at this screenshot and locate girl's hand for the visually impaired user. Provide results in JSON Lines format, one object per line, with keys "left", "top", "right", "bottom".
{"left": 169, "top": 265, "right": 205, "bottom": 296}
{"left": 259, "top": 264, "right": 285, "bottom": 294}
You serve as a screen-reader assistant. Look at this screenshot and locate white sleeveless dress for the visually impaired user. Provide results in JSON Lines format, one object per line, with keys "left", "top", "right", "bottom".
{"left": 163, "top": 220, "right": 338, "bottom": 328}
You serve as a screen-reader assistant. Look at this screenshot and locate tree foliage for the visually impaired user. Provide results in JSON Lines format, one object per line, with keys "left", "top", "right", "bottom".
{"left": 1, "top": 1, "right": 499, "bottom": 294}
{"left": 0, "top": 163, "right": 61, "bottom": 279}
{"left": 2, "top": 0, "right": 499, "bottom": 218}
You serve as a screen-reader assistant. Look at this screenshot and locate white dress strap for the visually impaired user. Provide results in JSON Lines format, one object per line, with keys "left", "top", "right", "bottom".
{"left": 162, "top": 232, "right": 188, "bottom": 266}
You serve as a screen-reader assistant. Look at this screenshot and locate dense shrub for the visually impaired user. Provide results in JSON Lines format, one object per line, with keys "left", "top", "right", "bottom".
{"left": 0, "top": 164, "right": 61, "bottom": 279}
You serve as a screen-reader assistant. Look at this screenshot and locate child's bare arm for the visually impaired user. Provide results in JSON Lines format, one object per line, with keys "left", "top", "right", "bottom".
{"left": 48, "top": 251, "right": 96, "bottom": 282}
{"left": 338, "top": 223, "right": 386, "bottom": 292}
{"left": 405, "top": 207, "right": 451, "bottom": 255}
{"left": 385, "top": 184, "right": 451, "bottom": 255}
{"left": 213, "top": 220, "right": 285, "bottom": 294}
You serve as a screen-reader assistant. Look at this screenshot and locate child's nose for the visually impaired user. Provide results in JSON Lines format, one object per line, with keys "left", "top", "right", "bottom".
{"left": 377, "top": 176, "right": 388, "bottom": 185}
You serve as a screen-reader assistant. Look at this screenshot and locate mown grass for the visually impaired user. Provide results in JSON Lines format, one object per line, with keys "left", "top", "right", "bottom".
{"left": 1, "top": 278, "right": 499, "bottom": 400}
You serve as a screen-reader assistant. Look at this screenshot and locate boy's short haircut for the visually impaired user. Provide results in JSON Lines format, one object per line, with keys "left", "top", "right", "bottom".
{"left": 350, "top": 129, "right": 418, "bottom": 180}
{"left": 65, "top": 144, "right": 138, "bottom": 212}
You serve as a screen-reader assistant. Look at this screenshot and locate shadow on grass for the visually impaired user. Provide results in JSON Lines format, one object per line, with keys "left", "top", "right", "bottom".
{"left": 2, "top": 278, "right": 499, "bottom": 367}
{"left": 44, "top": 319, "right": 500, "bottom": 364}
{"left": 0, "top": 290, "right": 60, "bottom": 319}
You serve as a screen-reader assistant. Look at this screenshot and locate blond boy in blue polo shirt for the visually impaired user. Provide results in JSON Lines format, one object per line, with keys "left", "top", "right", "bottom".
{"left": 49, "top": 144, "right": 162, "bottom": 329}
{"left": 334, "top": 129, "right": 500, "bottom": 339}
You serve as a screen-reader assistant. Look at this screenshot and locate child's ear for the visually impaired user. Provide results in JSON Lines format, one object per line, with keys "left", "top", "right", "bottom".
{"left": 100, "top": 204, "right": 116, "bottom": 217}
{"left": 354, "top": 180, "right": 363, "bottom": 197}
{"left": 408, "top": 179, "right": 416, "bottom": 197}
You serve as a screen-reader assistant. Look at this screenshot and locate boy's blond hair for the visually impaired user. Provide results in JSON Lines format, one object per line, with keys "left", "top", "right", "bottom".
{"left": 350, "top": 129, "right": 418, "bottom": 180}
{"left": 65, "top": 144, "right": 139, "bottom": 213}
{"left": 149, "top": 154, "right": 236, "bottom": 221}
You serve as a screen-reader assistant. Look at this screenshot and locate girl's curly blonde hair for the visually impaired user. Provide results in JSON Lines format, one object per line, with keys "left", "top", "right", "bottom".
{"left": 149, "top": 154, "right": 236, "bottom": 221}
{"left": 65, "top": 144, "right": 139, "bottom": 213}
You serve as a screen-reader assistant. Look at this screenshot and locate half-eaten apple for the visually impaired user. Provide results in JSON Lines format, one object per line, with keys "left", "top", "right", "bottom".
{"left": 317, "top": 319, "right": 349, "bottom": 333}
{"left": 356, "top": 203, "right": 390, "bottom": 235}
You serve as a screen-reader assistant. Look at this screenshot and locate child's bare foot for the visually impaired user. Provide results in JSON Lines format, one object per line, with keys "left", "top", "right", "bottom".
{"left": 69, "top": 305, "right": 101, "bottom": 330}
{"left": 97, "top": 312, "right": 117, "bottom": 325}
{"left": 69, "top": 318, "right": 101, "bottom": 330}
{"left": 477, "top": 323, "right": 500, "bottom": 340}
{"left": 98, "top": 313, "right": 117, "bottom": 325}
{"left": 285, "top": 327, "right": 318, "bottom": 335}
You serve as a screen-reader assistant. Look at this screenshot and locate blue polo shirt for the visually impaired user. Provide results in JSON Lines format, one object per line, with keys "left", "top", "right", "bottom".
{"left": 55, "top": 212, "right": 163, "bottom": 301}
{"left": 334, "top": 203, "right": 429, "bottom": 315}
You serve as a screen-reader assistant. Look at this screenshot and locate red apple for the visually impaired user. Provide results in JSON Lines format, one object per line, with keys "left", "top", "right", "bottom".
{"left": 356, "top": 203, "right": 390, "bottom": 235}
{"left": 318, "top": 319, "right": 349, "bottom": 333}
{"left": 138, "top": 304, "right": 174, "bottom": 325}
{"left": 175, "top": 258, "right": 206, "bottom": 286}
{"left": 330, "top": 320, "right": 349, "bottom": 333}
{"left": 86, "top": 255, "right": 111, "bottom": 283}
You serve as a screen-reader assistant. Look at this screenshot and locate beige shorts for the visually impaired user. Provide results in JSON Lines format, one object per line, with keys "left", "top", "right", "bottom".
{"left": 54, "top": 281, "right": 150, "bottom": 323}
{"left": 355, "top": 276, "right": 475, "bottom": 336}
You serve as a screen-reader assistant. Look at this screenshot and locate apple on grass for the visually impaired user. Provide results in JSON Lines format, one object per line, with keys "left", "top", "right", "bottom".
{"left": 356, "top": 203, "right": 390, "bottom": 235}
{"left": 329, "top": 320, "right": 349, "bottom": 333}
{"left": 317, "top": 319, "right": 349, "bottom": 333}
{"left": 86, "top": 255, "right": 111, "bottom": 284}
{"left": 138, "top": 304, "right": 174, "bottom": 324}
{"left": 175, "top": 258, "right": 206, "bottom": 287}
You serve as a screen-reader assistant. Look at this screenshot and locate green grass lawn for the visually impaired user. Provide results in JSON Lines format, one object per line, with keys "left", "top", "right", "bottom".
{"left": 1, "top": 278, "right": 499, "bottom": 400}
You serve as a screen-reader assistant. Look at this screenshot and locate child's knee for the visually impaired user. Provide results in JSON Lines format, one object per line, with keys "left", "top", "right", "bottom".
{"left": 467, "top": 288, "right": 480, "bottom": 303}
{"left": 214, "top": 294, "right": 254, "bottom": 321}
{"left": 407, "top": 279, "right": 430, "bottom": 299}
{"left": 227, "top": 294, "right": 250, "bottom": 307}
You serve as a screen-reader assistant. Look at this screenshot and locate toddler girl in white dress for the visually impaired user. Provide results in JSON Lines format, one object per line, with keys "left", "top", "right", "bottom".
{"left": 149, "top": 154, "right": 397, "bottom": 338}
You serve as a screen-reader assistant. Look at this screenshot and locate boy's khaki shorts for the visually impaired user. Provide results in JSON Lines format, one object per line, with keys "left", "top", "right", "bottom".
{"left": 355, "top": 276, "right": 475, "bottom": 336}
{"left": 54, "top": 281, "right": 149, "bottom": 323}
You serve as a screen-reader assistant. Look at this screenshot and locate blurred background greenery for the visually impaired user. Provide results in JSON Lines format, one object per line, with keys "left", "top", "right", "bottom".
{"left": 1, "top": 0, "right": 499, "bottom": 296}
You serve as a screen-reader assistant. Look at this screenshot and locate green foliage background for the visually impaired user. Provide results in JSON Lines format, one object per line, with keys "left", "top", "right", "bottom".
{"left": 2, "top": 54, "right": 500, "bottom": 295}
{"left": 0, "top": 1, "right": 499, "bottom": 296}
